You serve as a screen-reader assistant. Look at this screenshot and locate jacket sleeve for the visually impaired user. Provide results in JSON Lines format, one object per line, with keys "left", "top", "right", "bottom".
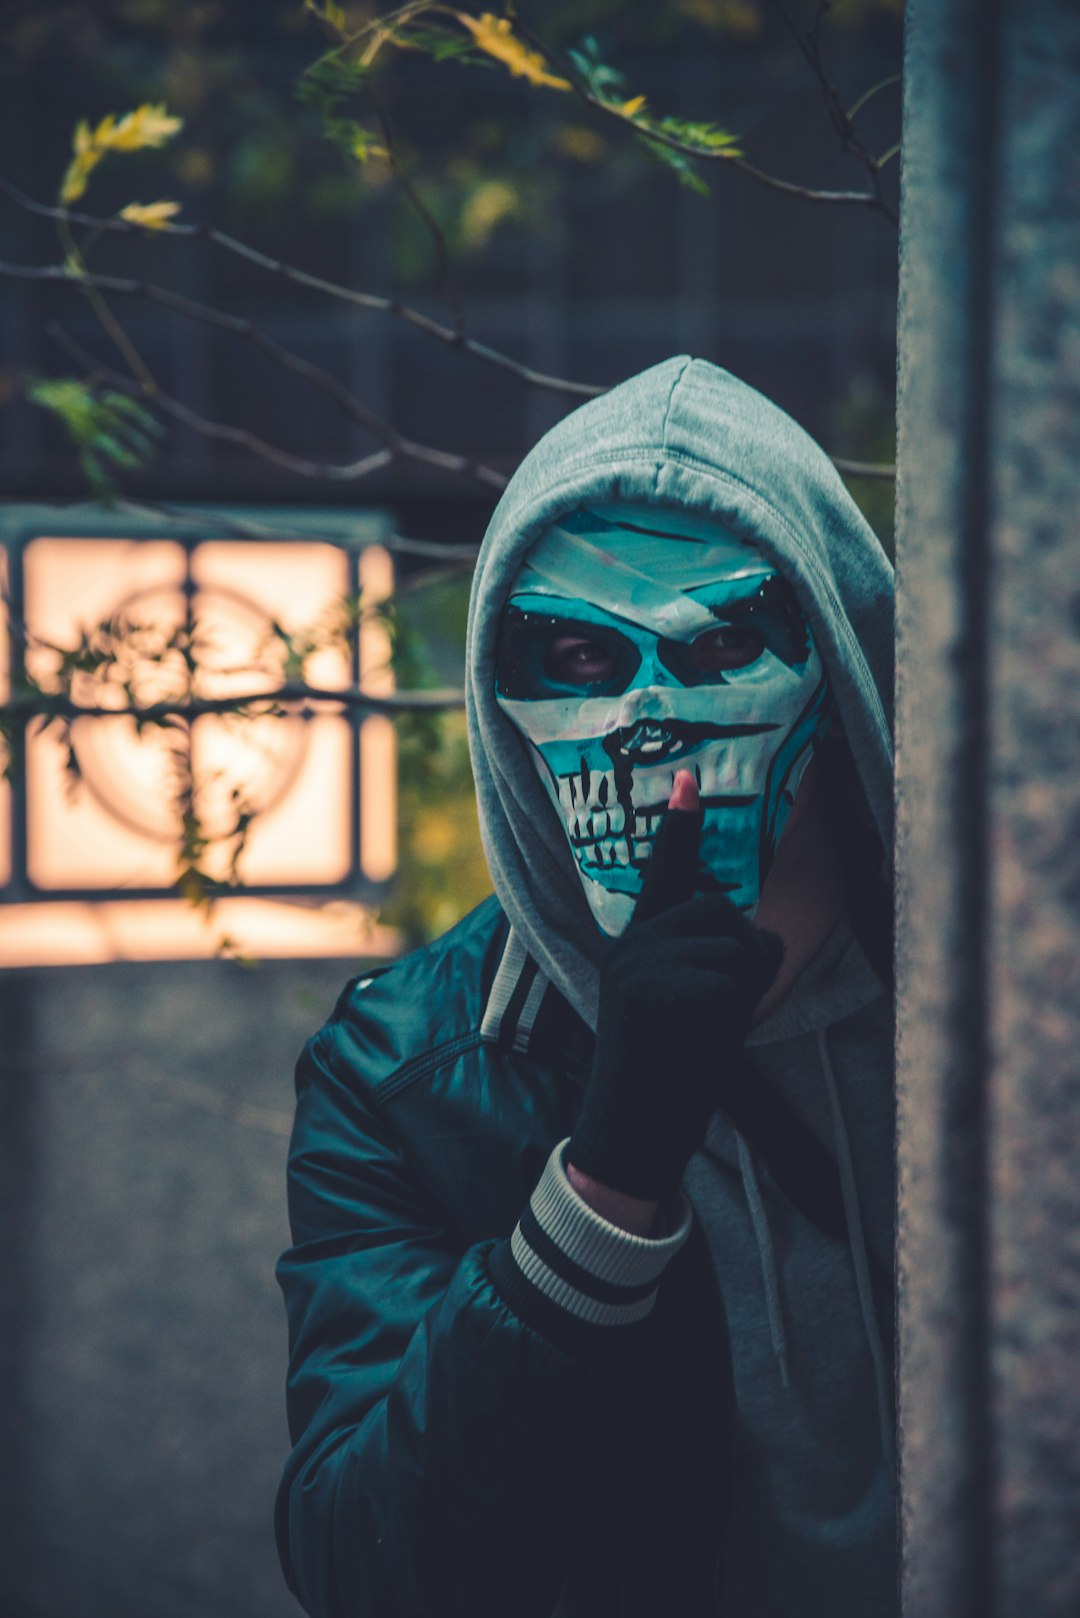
{"left": 275, "top": 1019, "right": 691, "bottom": 1618}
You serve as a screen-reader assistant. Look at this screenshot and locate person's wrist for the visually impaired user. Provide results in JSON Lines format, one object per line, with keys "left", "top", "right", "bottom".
{"left": 565, "top": 1159, "right": 660, "bottom": 1236}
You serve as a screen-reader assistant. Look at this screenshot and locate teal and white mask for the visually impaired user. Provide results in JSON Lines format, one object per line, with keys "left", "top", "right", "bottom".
{"left": 494, "top": 502, "right": 830, "bottom": 936}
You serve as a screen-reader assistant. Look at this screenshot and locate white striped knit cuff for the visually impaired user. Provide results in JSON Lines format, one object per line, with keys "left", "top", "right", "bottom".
{"left": 508, "top": 1138, "right": 693, "bottom": 1327}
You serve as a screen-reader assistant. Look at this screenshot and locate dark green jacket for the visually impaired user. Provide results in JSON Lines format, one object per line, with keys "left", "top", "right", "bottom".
{"left": 276, "top": 895, "right": 734, "bottom": 1618}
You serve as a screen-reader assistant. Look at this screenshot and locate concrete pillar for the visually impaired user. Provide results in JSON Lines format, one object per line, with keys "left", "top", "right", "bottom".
{"left": 895, "top": 3, "right": 1080, "bottom": 1615}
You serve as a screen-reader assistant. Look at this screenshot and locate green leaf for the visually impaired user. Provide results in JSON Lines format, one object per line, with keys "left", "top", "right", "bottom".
{"left": 636, "top": 133, "right": 711, "bottom": 195}
{"left": 568, "top": 36, "right": 627, "bottom": 102}
{"left": 325, "top": 116, "right": 386, "bottom": 164}
{"left": 25, "top": 375, "right": 162, "bottom": 500}
{"left": 91, "top": 431, "right": 142, "bottom": 469}
{"left": 296, "top": 52, "right": 388, "bottom": 166}
{"left": 80, "top": 449, "right": 111, "bottom": 491}
{"left": 401, "top": 28, "right": 483, "bottom": 63}
{"left": 655, "top": 116, "right": 742, "bottom": 156}
{"left": 296, "top": 50, "right": 369, "bottom": 110}
{"left": 101, "top": 389, "right": 166, "bottom": 434}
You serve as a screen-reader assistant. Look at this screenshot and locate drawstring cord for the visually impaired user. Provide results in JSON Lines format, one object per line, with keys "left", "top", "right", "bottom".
{"left": 816, "top": 1026, "right": 895, "bottom": 1464}
{"left": 737, "top": 1133, "right": 792, "bottom": 1389}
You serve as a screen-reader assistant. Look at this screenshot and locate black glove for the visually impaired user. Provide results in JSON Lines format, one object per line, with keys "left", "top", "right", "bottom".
{"left": 567, "top": 796, "right": 785, "bottom": 1203}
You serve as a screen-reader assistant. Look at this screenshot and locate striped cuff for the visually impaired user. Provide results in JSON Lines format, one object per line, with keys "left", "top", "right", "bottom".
{"left": 489, "top": 1139, "right": 692, "bottom": 1350}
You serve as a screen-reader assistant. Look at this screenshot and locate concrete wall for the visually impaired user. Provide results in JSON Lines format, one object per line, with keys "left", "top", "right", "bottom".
{"left": 896, "top": 2, "right": 1080, "bottom": 1613}
{"left": 0, "top": 957, "right": 361, "bottom": 1618}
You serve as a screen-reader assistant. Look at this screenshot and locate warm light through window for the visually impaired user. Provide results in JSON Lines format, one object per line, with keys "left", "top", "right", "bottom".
{"left": 359, "top": 543, "right": 397, "bottom": 884}
{"left": 1, "top": 508, "right": 400, "bottom": 964}
{"left": 0, "top": 544, "right": 11, "bottom": 890}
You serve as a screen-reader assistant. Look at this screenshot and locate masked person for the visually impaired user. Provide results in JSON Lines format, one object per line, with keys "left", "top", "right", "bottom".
{"left": 275, "top": 357, "right": 896, "bottom": 1618}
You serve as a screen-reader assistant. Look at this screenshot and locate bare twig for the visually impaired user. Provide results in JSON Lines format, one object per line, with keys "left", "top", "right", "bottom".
{"left": 103, "top": 497, "right": 483, "bottom": 563}
{"left": 512, "top": 18, "right": 889, "bottom": 217}
{"left": 846, "top": 73, "right": 902, "bottom": 123}
{"left": 52, "top": 323, "right": 401, "bottom": 482}
{"left": 18, "top": 261, "right": 423, "bottom": 448}
{"left": 829, "top": 456, "right": 896, "bottom": 480}
{"left": 48, "top": 322, "right": 394, "bottom": 484}
{"left": 366, "top": 77, "right": 466, "bottom": 336}
{"left": 5, "top": 267, "right": 510, "bottom": 490}
{"left": 3, "top": 181, "right": 597, "bottom": 397}
{"left": 42, "top": 316, "right": 893, "bottom": 488}
{"left": 0, "top": 178, "right": 604, "bottom": 398}
{"left": 54, "top": 210, "right": 159, "bottom": 393}
{"left": 302, "top": 0, "right": 467, "bottom": 330}
{"left": 769, "top": 0, "right": 899, "bottom": 226}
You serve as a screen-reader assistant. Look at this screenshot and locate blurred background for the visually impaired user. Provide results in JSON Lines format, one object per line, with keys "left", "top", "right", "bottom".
{"left": 0, "top": 2, "right": 901, "bottom": 1614}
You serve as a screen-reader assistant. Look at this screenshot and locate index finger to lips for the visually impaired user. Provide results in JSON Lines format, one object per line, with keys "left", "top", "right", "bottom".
{"left": 628, "top": 769, "right": 702, "bottom": 930}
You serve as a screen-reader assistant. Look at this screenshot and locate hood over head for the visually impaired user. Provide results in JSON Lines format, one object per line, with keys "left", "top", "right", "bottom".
{"left": 466, "top": 356, "right": 893, "bottom": 1029}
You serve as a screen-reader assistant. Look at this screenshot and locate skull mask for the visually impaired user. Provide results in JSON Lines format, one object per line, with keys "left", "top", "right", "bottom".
{"left": 494, "top": 502, "right": 831, "bottom": 936}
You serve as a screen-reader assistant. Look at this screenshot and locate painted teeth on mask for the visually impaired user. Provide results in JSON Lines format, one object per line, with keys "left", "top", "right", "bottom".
{"left": 581, "top": 835, "right": 654, "bottom": 871}
{"left": 568, "top": 806, "right": 665, "bottom": 847}
{"left": 560, "top": 774, "right": 667, "bottom": 823}
{"left": 558, "top": 761, "right": 739, "bottom": 820}
{"left": 557, "top": 757, "right": 728, "bottom": 877}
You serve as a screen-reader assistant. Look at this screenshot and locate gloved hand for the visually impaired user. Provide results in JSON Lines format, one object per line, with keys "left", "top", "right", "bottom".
{"left": 566, "top": 770, "right": 785, "bottom": 1203}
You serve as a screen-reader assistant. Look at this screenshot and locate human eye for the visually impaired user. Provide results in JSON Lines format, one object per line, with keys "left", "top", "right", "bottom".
{"left": 544, "top": 633, "right": 620, "bottom": 685}
{"left": 687, "top": 624, "right": 765, "bottom": 673}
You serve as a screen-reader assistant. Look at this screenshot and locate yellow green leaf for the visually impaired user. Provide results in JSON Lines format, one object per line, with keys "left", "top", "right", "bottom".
{"left": 460, "top": 178, "right": 518, "bottom": 248}
{"left": 92, "top": 113, "right": 118, "bottom": 147}
{"left": 456, "top": 12, "right": 571, "bottom": 90}
{"left": 59, "top": 149, "right": 101, "bottom": 204}
{"left": 59, "top": 103, "right": 183, "bottom": 205}
{"left": 105, "top": 103, "right": 184, "bottom": 152}
{"left": 118, "top": 200, "right": 182, "bottom": 229}
{"left": 620, "top": 94, "right": 647, "bottom": 118}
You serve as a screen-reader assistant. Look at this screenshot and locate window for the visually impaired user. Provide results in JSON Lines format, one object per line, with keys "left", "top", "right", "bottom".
{"left": 0, "top": 505, "right": 399, "bottom": 964}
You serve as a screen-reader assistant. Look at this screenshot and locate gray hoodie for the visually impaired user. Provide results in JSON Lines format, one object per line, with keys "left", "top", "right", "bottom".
{"left": 465, "top": 356, "right": 896, "bottom": 1615}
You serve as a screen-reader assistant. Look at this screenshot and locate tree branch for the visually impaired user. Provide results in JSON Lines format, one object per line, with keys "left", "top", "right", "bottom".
{"left": 513, "top": 18, "right": 891, "bottom": 218}
{"left": 0, "top": 178, "right": 604, "bottom": 398}
{"left": 40, "top": 310, "right": 893, "bottom": 488}
{"left": 829, "top": 456, "right": 896, "bottom": 480}
{"left": 50, "top": 320, "right": 401, "bottom": 483}
{"left": 92, "top": 496, "right": 483, "bottom": 563}
{"left": 2, "top": 265, "right": 510, "bottom": 490}
{"left": 47, "top": 321, "right": 399, "bottom": 485}
{"left": 365, "top": 76, "right": 466, "bottom": 336}
{"left": 301, "top": 0, "right": 468, "bottom": 334}
{"left": 8, "top": 192, "right": 895, "bottom": 493}
{"left": 846, "top": 73, "right": 902, "bottom": 123}
{"left": 769, "top": 0, "right": 899, "bottom": 226}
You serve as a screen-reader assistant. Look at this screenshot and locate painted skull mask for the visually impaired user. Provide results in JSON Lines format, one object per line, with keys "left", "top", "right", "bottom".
{"left": 494, "top": 502, "right": 831, "bottom": 936}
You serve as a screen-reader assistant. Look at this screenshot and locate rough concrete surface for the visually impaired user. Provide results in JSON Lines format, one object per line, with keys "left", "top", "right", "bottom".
{"left": 0, "top": 955, "right": 366, "bottom": 1618}
{"left": 988, "top": 8, "right": 1080, "bottom": 1608}
{"left": 897, "top": 1, "right": 1080, "bottom": 1613}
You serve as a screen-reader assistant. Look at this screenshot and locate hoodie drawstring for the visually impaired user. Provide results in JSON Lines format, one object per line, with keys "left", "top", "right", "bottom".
{"left": 737, "top": 1132, "right": 792, "bottom": 1389}
{"left": 816, "top": 1026, "right": 895, "bottom": 1464}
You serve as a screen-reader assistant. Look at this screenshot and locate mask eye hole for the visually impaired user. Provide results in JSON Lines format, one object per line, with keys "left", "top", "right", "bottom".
{"left": 544, "top": 634, "right": 621, "bottom": 686}
{"left": 688, "top": 624, "right": 765, "bottom": 673}
{"left": 495, "top": 607, "right": 640, "bottom": 699}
